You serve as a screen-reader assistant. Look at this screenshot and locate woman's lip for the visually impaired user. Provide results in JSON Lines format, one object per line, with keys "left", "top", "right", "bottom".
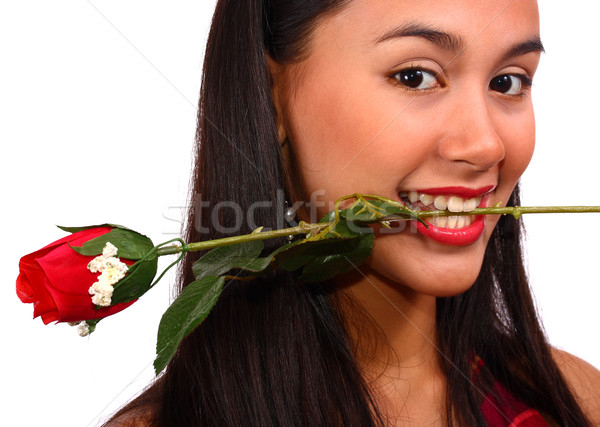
{"left": 397, "top": 185, "right": 493, "bottom": 245}
{"left": 416, "top": 215, "right": 485, "bottom": 246}
{"left": 410, "top": 190, "right": 492, "bottom": 246}
{"left": 414, "top": 185, "right": 496, "bottom": 198}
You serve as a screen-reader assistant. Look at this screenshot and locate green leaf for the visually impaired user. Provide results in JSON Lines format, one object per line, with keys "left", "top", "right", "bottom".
{"left": 299, "top": 232, "right": 374, "bottom": 282}
{"left": 154, "top": 275, "right": 225, "bottom": 374}
{"left": 84, "top": 318, "right": 101, "bottom": 334}
{"left": 343, "top": 199, "right": 406, "bottom": 222}
{"left": 236, "top": 240, "right": 301, "bottom": 274}
{"left": 57, "top": 223, "right": 131, "bottom": 233}
{"left": 191, "top": 240, "right": 309, "bottom": 281}
{"left": 319, "top": 210, "right": 336, "bottom": 223}
{"left": 273, "top": 230, "right": 374, "bottom": 281}
{"left": 110, "top": 257, "right": 159, "bottom": 305}
{"left": 192, "top": 240, "right": 264, "bottom": 280}
{"left": 341, "top": 198, "right": 427, "bottom": 227}
{"left": 275, "top": 239, "right": 340, "bottom": 272}
{"left": 234, "top": 254, "right": 277, "bottom": 273}
{"left": 69, "top": 228, "right": 154, "bottom": 260}
{"left": 322, "top": 218, "right": 367, "bottom": 239}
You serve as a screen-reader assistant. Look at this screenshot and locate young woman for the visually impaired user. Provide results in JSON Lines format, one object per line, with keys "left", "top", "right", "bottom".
{"left": 109, "top": 0, "right": 600, "bottom": 425}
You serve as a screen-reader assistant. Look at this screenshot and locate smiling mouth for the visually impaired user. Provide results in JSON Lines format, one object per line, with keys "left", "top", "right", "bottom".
{"left": 399, "top": 191, "right": 481, "bottom": 228}
{"left": 398, "top": 186, "right": 493, "bottom": 230}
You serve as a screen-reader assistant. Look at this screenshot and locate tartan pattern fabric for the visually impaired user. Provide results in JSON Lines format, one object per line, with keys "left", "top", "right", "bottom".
{"left": 472, "top": 355, "right": 550, "bottom": 426}
{"left": 481, "top": 382, "right": 549, "bottom": 426}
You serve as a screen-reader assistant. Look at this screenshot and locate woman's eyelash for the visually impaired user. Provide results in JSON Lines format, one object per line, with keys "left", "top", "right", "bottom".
{"left": 489, "top": 73, "right": 534, "bottom": 97}
{"left": 518, "top": 74, "right": 534, "bottom": 87}
{"left": 391, "top": 67, "right": 441, "bottom": 90}
{"left": 507, "top": 73, "right": 534, "bottom": 88}
{"left": 390, "top": 68, "right": 534, "bottom": 96}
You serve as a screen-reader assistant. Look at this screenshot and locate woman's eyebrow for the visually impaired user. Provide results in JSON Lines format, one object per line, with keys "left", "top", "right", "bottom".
{"left": 374, "top": 23, "right": 464, "bottom": 54}
{"left": 501, "top": 36, "right": 545, "bottom": 61}
{"left": 374, "top": 23, "right": 544, "bottom": 60}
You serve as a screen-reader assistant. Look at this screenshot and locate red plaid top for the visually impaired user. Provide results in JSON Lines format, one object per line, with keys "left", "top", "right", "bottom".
{"left": 473, "top": 356, "right": 550, "bottom": 426}
{"left": 481, "top": 382, "right": 550, "bottom": 426}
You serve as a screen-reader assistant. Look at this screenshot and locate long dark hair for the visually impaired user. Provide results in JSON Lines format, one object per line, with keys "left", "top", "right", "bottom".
{"left": 107, "top": 1, "right": 590, "bottom": 425}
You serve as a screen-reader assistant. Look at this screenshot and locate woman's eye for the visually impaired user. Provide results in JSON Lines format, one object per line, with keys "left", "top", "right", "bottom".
{"left": 489, "top": 74, "right": 531, "bottom": 96}
{"left": 393, "top": 68, "right": 439, "bottom": 90}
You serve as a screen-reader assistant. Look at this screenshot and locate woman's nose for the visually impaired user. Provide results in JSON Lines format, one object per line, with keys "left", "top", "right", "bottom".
{"left": 437, "top": 93, "right": 505, "bottom": 171}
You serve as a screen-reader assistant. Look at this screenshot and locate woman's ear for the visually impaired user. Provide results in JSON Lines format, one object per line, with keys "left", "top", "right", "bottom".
{"left": 266, "top": 54, "right": 288, "bottom": 145}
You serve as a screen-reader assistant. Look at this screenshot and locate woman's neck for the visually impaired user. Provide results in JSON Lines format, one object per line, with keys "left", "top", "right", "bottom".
{"left": 337, "top": 268, "right": 447, "bottom": 425}
{"left": 340, "top": 266, "right": 439, "bottom": 366}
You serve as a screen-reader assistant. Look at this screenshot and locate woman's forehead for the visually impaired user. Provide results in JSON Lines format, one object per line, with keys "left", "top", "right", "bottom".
{"left": 310, "top": 0, "right": 540, "bottom": 49}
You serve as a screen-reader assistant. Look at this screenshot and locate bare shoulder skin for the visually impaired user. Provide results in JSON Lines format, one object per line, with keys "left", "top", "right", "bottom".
{"left": 102, "top": 407, "right": 156, "bottom": 427}
{"left": 552, "top": 348, "right": 600, "bottom": 424}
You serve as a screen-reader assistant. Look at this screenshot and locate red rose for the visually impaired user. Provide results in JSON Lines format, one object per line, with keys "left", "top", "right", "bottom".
{"left": 17, "top": 227, "right": 135, "bottom": 324}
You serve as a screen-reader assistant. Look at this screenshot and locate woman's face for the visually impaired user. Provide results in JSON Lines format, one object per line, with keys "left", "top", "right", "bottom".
{"left": 273, "top": 0, "right": 542, "bottom": 296}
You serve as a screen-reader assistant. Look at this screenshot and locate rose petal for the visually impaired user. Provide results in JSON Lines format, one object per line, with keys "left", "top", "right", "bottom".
{"left": 16, "top": 270, "right": 35, "bottom": 303}
{"left": 17, "top": 227, "right": 114, "bottom": 323}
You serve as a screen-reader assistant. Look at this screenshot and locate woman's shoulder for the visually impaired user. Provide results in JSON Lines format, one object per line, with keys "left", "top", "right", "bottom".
{"left": 102, "top": 407, "right": 156, "bottom": 427}
{"left": 101, "top": 381, "right": 162, "bottom": 427}
{"left": 551, "top": 348, "right": 600, "bottom": 424}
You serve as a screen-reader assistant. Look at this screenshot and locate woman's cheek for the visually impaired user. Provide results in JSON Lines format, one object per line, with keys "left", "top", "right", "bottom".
{"left": 499, "top": 103, "right": 536, "bottom": 177}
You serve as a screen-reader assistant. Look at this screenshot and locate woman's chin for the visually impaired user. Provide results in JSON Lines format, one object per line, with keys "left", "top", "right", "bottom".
{"left": 361, "top": 243, "right": 486, "bottom": 299}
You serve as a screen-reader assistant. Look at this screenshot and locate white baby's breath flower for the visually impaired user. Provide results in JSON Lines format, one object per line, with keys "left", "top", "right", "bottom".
{"left": 91, "top": 293, "right": 112, "bottom": 307}
{"left": 87, "top": 257, "right": 104, "bottom": 273}
{"left": 105, "top": 257, "right": 129, "bottom": 274}
{"left": 102, "top": 266, "right": 127, "bottom": 286}
{"left": 89, "top": 278, "right": 114, "bottom": 307}
{"left": 87, "top": 242, "right": 129, "bottom": 307}
{"left": 89, "top": 279, "right": 114, "bottom": 297}
{"left": 102, "top": 242, "right": 119, "bottom": 258}
{"left": 77, "top": 322, "right": 90, "bottom": 337}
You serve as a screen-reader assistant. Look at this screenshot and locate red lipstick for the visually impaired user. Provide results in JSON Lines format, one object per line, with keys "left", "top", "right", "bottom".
{"left": 416, "top": 215, "right": 485, "bottom": 246}
{"left": 415, "top": 185, "right": 495, "bottom": 198}
{"left": 405, "top": 185, "right": 494, "bottom": 246}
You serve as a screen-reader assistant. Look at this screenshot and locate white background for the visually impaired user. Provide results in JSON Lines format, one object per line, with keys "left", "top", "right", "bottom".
{"left": 1, "top": 2, "right": 598, "bottom": 426}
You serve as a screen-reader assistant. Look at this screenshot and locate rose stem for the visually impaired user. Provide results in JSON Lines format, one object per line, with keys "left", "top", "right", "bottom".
{"left": 411, "top": 205, "right": 600, "bottom": 220}
{"left": 155, "top": 221, "right": 327, "bottom": 256}
{"left": 156, "top": 205, "right": 600, "bottom": 256}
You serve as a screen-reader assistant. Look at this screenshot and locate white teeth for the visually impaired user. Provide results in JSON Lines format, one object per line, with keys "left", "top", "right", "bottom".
{"left": 431, "top": 215, "right": 475, "bottom": 230}
{"left": 462, "top": 197, "right": 480, "bottom": 212}
{"left": 420, "top": 194, "right": 434, "bottom": 206}
{"left": 434, "top": 214, "right": 475, "bottom": 229}
{"left": 403, "top": 191, "right": 483, "bottom": 224}
{"left": 435, "top": 216, "right": 448, "bottom": 228}
{"left": 447, "top": 215, "right": 458, "bottom": 228}
{"left": 433, "top": 196, "right": 447, "bottom": 210}
{"left": 447, "top": 196, "right": 464, "bottom": 213}
{"left": 408, "top": 191, "right": 419, "bottom": 203}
